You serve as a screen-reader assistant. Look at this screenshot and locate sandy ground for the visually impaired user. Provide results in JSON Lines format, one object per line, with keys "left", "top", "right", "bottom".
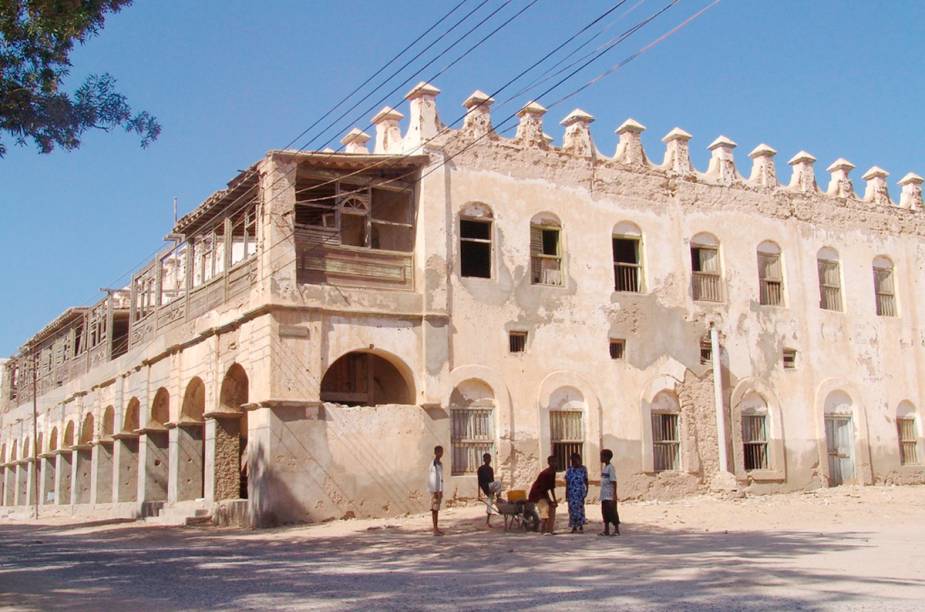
{"left": 1, "top": 485, "right": 924, "bottom": 610}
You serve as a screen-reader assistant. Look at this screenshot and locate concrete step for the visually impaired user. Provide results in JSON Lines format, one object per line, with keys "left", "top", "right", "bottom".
{"left": 185, "top": 514, "right": 213, "bottom": 526}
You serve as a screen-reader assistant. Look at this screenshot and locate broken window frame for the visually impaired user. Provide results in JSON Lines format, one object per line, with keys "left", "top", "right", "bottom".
{"left": 612, "top": 235, "right": 643, "bottom": 293}
{"left": 873, "top": 259, "right": 896, "bottom": 317}
{"left": 530, "top": 223, "right": 563, "bottom": 286}
{"left": 450, "top": 401, "right": 495, "bottom": 475}
{"left": 757, "top": 247, "right": 784, "bottom": 307}
{"left": 817, "top": 255, "right": 843, "bottom": 312}
{"left": 550, "top": 410, "right": 584, "bottom": 470}
{"left": 459, "top": 217, "right": 493, "bottom": 279}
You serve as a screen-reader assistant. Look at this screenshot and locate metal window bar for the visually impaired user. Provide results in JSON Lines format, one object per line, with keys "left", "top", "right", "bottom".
{"left": 898, "top": 418, "right": 918, "bottom": 465}
{"left": 874, "top": 268, "right": 896, "bottom": 317}
{"left": 818, "top": 260, "right": 842, "bottom": 311}
{"left": 451, "top": 407, "right": 494, "bottom": 475}
{"left": 652, "top": 412, "right": 680, "bottom": 472}
{"left": 742, "top": 414, "right": 769, "bottom": 471}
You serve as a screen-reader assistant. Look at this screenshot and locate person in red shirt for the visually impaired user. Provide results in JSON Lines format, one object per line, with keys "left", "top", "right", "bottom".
{"left": 528, "top": 455, "right": 559, "bottom": 535}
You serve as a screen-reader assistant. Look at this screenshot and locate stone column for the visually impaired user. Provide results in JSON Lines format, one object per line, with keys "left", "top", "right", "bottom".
{"left": 74, "top": 445, "right": 92, "bottom": 504}
{"left": 340, "top": 129, "right": 370, "bottom": 154}
{"left": 748, "top": 144, "right": 778, "bottom": 188}
{"left": 898, "top": 172, "right": 923, "bottom": 209}
{"left": 706, "top": 136, "right": 739, "bottom": 184}
{"left": 176, "top": 422, "right": 205, "bottom": 501}
{"left": 204, "top": 410, "right": 244, "bottom": 502}
{"left": 203, "top": 418, "right": 217, "bottom": 503}
{"left": 69, "top": 449, "right": 79, "bottom": 506}
{"left": 560, "top": 109, "right": 595, "bottom": 157}
{"left": 94, "top": 441, "right": 113, "bottom": 506}
{"left": 826, "top": 158, "right": 856, "bottom": 198}
{"left": 371, "top": 106, "right": 404, "bottom": 154}
{"left": 788, "top": 151, "right": 818, "bottom": 193}
{"left": 167, "top": 425, "right": 179, "bottom": 503}
{"left": 113, "top": 435, "right": 139, "bottom": 503}
{"left": 614, "top": 118, "right": 647, "bottom": 166}
{"left": 39, "top": 455, "right": 54, "bottom": 505}
{"left": 139, "top": 430, "right": 169, "bottom": 502}
{"left": 661, "top": 127, "right": 694, "bottom": 176}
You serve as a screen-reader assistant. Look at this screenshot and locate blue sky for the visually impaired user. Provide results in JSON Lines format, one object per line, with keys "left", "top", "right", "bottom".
{"left": 1, "top": 0, "right": 923, "bottom": 355}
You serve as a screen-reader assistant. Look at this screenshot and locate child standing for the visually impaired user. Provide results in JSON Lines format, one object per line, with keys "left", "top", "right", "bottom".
{"left": 564, "top": 452, "right": 589, "bottom": 533}
{"left": 599, "top": 448, "right": 620, "bottom": 536}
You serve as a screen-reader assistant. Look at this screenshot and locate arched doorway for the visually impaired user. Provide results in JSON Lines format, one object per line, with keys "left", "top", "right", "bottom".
{"left": 115, "top": 398, "right": 140, "bottom": 503}
{"left": 96, "top": 406, "right": 115, "bottom": 504}
{"left": 75, "top": 413, "right": 94, "bottom": 504}
{"left": 143, "top": 388, "right": 171, "bottom": 502}
{"left": 214, "top": 364, "right": 249, "bottom": 501}
{"left": 178, "top": 377, "right": 206, "bottom": 500}
{"left": 320, "top": 351, "right": 414, "bottom": 406}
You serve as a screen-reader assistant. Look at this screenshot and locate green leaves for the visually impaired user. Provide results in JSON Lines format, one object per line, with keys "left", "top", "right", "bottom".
{"left": 0, "top": 0, "right": 160, "bottom": 156}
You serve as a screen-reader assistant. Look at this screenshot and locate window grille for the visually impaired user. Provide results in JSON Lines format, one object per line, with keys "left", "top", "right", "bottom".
{"left": 451, "top": 405, "right": 494, "bottom": 475}
{"left": 550, "top": 410, "right": 583, "bottom": 471}
{"left": 609, "top": 339, "right": 625, "bottom": 360}
{"left": 758, "top": 253, "right": 783, "bottom": 306}
{"left": 652, "top": 412, "right": 680, "bottom": 471}
{"left": 460, "top": 219, "right": 492, "bottom": 278}
{"left": 700, "top": 337, "right": 712, "bottom": 365}
{"left": 691, "top": 246, "right": 722, "bottom": 302}
{"left": 509, "top": 332, "right": 527, "bottom": 353}
{"left": 818, "top": 259, "right": 843, "bottom": 311}
{"left": 742, "top": 414, "right": 769, "bottom": 471}
{"left": 530, "top": 225, "right": 562, "bottom": 286}
{"left": 898, "top": 417, "right": 918, "bottom": 465}
{"left": 612, "top": 237, "right": 642, "bottom": 292}
{"left": 874, "top": 266, "right": 896, "bottom": 317}
{"left": 783, "top": 348, "right": 797, "bottom": 369}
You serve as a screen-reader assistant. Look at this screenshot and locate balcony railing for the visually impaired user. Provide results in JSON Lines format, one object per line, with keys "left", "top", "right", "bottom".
{"left": 759, "top": 279, "right": 783, "bottom": 306}
{"left": 614, "top": 263, "right": 641, "bottom": 293}
{"left": 692, "top": 272, "right": 722, "bottom": 302}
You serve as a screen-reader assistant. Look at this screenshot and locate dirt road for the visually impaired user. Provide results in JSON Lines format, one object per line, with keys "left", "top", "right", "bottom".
{"left": 1, "top": 485, "right": 923, "bottom": 610}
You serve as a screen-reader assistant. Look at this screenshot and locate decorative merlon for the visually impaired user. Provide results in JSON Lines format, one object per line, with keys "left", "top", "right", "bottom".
{"left": 515, "top": 101, "right": 548, "bottom": 148}
{"left": 340, "top": 128, "right": 370, "bottom": 154}
{"left": 787, "top": 151, "right": 818, "bottom": 193}
{"left": 403, "top": 81, "right": 442, "bottom": 151}
{"left": 560, "top": 109, "right": 594, "bottom": 156}
{"left": 462, "top": 90, "right": 494, "bottom": 138}
{"left": 826, "top": 158, "right": 855, "bottom": 198}
{"left": 706, "top": 135, "right": 739, "bottom": 185}
{"left": 748, "top": 143, "right": 777, "bottom": 188}
{"left": 615, "top": 118, "right": 647, "bottom": 166}
{"left": 661, "top": 127, "right": 693, "bottom": 175}
{"left": 862, "top": 166, "right": 891, "bottom": 205}
{"left": 371, "top": 106, "right": 404, "bottom": 155}
{"left": 898, "top": 172, "right": 923, "bottom": 209}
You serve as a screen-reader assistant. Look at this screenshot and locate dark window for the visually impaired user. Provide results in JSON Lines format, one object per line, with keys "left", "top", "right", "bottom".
{"left": 609, "top": 339, "right": 625, "bottom": 360}
{"left": 783, "top": 348, "right": 797, "bottom": 369}
{"left": 700, "top": 338, "right": 712, "bottom": 365}
{"left": 541, "top": 229, "right": 559, "bottom": 256}
{"left": 460, "top": 219, "right": 492, "bottom": 278}
{"left": 613, "top": 237, "right": 641, "bottom": 292}
{"left": 509, "top": 332, "right": 527, "bottom": 353}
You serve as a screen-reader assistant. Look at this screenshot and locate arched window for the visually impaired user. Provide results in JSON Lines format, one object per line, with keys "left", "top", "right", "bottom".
{"left": 181, "top": 377, "right": 206, "bottom": 422}
{"left": 49, "top": 427, "right": 58, "bottom": 452}
{"left": 101, "top": 406, "right": 115, "bottom": 439}
{"left": 651, "top": 391, "right": 681, "bottom": 472}
{"left": 449, "top": 380, "right": 495, "bottom": 475}
{"left": 79, "top": 413, "right": 94, "bottom": 446}
{"left": 220, "top": 364, "right": 250, "bottom": 412}
{"left": 613, "top": 221, "right": 643, "bottom": 293}
{"left": 150, "top": 388, "right": 170, "bottom": 427}
{"left": 530, "top": 213, "right": 563, "bottom": 286}
{"left": 62, "top": 421, "right": 75, "bottom": 448}
{"left": 320, "top": 352, "right": 413, "bottom": 406}
{"left": 123, "top": 398, "right": 140, "bottom": 433}
{"left": 817, "top": 247, "right": 843, "bottom": 311}
{"left": 459, "top": 203, "right": 493, "bottom": 279}
{"left": 897, "top": 401, "right": 919, "bottom": 465}
{"left": 757, "top": 241, "right": 783, "bottom": 306}
{"left": 739, "top": 392, "right": 769, "bottom": 471}
{"left": 873, "top": 256, "right": 896, "bottom": 317}
{"left": 690, "top": 233, "right": 722, "bottom": 302}
{"left": 548, "top": 386, "right": 585, "bottom": 470}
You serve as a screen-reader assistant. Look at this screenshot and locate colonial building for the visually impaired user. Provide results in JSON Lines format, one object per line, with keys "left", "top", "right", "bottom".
{"left": 2, "top": 82, "right": 924, "bottom": 526}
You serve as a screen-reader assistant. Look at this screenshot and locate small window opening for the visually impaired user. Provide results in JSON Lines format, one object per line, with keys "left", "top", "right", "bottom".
{"left": 652, "top": 412, "right": 680, "bottom": 471}
{"left": 609, "top": 339, "right": 625, "bottom": 360}
{"left": 530, "top": 224, "right": 562, "bottom": 286}
{"left": 873, "top": 260, "right": 896, "bottom": 317}
{"left": 700, "top": 337, "right": 713, "bottom": 365}
{"left": 460, "top": 219, "right": 492, "bottom": 278}
{"left": 783, "top": 348, "right": 797, "bottom": 369}
{"left": 817, "top": 255, "right": 843, "bottom": 311}
{"left": 758, "top": 250, "right": 783, "bottom": 306}
{"left": 613, "top": 237, "right": 641, "bottom": 292}
{"left": 509, "top": 331, "right": 527, "bottom": 353}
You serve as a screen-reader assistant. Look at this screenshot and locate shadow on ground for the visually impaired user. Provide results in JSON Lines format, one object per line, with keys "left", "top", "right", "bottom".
{"left": 0, "top": 513, "right": 920, "bottom": 610}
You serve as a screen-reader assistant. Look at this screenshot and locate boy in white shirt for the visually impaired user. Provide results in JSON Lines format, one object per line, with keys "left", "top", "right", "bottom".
{"left": 599, "top": 448, "right": 620, "bottom": 536}
{"left": 427, "top": 445, "right": 445, "bottom": 536}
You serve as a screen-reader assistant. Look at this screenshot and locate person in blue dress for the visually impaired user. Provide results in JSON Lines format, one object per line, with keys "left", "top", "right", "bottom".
{"left": 564, "top": 452, "right": 589, "bottom": 533}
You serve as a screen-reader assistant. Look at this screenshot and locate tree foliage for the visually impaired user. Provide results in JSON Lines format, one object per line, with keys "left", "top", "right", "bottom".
{"left": 0, "top": 0, "right": 160, "bottom": 157}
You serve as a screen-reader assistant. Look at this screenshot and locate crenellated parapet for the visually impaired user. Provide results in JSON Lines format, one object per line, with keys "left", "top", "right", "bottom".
{"left": 332, "top": 82, "right": 922, "bottom": 217}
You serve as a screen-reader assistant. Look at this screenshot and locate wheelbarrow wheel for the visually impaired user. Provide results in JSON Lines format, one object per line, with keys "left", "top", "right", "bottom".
{"left": 522, "top": 507, "right": 540, "bottom": 532}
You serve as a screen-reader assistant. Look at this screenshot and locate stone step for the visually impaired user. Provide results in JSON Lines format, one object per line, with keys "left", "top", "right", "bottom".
{"left": 185, "top": 515, "right": 213, "bottom": 526}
